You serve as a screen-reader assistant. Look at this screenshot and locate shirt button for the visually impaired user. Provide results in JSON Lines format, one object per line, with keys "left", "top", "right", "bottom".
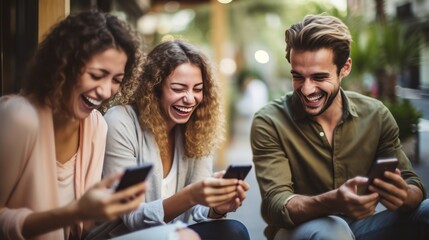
{"left": 319, "top": 132, "right": 325, "bottom": 137}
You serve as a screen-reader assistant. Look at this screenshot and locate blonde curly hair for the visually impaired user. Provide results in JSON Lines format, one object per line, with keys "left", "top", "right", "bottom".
{"left": 130, "top": 39, "right": 224, "bottom": 161}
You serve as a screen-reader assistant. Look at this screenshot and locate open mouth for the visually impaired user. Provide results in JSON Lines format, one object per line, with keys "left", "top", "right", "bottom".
{"left": 302, "top": 93, "right": 324, "bottom": 108}
{"left": 173, "top": 105, "right": 193, "bottom": 114}
{"left": 81, "top": 95, "right": 102, "bottom": 109}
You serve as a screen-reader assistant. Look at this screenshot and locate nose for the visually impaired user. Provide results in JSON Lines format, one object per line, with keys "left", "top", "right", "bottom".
{"left": 183, "top": 91, "right": 196, "bottom": 105}
{"left": 300, "top": 79, "right": 315, "bottom": 96}
{"left": 96, "top": 79, "right": 113, "bottom": 100}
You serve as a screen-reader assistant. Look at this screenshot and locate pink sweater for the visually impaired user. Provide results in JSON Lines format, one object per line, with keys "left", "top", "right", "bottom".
{"left": 0, "top": 95, "right": 107, "bottom": 239}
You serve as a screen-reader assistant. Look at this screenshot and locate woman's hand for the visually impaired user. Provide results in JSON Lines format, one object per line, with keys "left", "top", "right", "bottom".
{"left": 73, "top": 172, "right": 147, "bottom": 221}
{"left": 188, "top": 176, "right": 238, "bottom": 207}
{"left": 210, "top": 170, "right": 250, "bottom": 216}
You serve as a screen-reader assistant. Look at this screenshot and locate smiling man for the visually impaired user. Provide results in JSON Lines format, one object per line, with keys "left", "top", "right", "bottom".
{"left": 251, "top": 14, "right": 429, "bottom": 240}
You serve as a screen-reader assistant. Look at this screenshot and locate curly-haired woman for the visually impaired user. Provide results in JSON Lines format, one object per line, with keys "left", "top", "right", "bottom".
{"left": 0, "top": 11, "right": 147, "bottom": 239}
{"left": 92, "top": 39, "right": 250, "bottom": 239}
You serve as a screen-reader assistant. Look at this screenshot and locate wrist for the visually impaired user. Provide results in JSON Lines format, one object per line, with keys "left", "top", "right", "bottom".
{"left": 184, "top": 184, "right": 197, "bottom": 205}
{"left": 209, "top": 207, "right": 227, "bottom": 219}
{"left": 66, "top": 200, "right": 83, "bottom": 222}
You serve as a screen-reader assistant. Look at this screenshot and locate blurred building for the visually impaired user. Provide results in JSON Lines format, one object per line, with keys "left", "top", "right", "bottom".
{"left": 348, "top": 0, "right": 429, "bottom": 94}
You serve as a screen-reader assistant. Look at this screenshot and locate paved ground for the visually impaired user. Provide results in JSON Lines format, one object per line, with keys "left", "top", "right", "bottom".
{"left": 221, "top": 88, "right": 429, "bottom": 240}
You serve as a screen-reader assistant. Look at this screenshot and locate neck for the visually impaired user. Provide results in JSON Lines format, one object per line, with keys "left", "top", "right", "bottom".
{"left": 53, "top": 111, "right": 80, "bottom": 164}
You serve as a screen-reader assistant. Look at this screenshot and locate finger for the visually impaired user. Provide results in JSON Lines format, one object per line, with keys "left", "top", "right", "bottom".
{"left": 97, "top": 172, "right": 124, "bottom": 188}
{"left": 205, "top": 191, "right": 238, "bottom": 206}
{"left": 238, "top": 180, "right": 250, "bottom": 191}
{"left": 202, "top": 178, "right": 237, "bottom": 188}
{"left": 212, "top": 170, "right": 226, "bottom": 178}
{"left": 204, "top": 184, "right": 238, "bottom": 196}
{"left": 108, "top": 191, "right": 145, "bottom": 218}
{"left": 236, "top": 185, "right": 247, "bottom": 201}
{"left": 111, "top": 181, "right": 147, "bottom": 203}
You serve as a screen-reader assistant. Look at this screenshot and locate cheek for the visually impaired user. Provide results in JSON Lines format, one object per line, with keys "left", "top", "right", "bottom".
{"left": 196, "top": 93, "right": 203, "bottom": 103}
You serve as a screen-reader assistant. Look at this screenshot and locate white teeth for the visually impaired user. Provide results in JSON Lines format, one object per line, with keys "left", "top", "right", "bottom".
{"left": 84, "top": 96, "right": 102, "bottom": 106}
{"left": 175, "top": 106, "right": 193, "bottom": 113}
{"left": 306, "top": 95, "right": 323, "bottom": 102}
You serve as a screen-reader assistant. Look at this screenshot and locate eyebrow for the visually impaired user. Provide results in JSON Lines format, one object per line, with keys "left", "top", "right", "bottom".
{"left": 88, "top": 68, "right": 125, "bottom": 76}
{"left": 171, "top": 82, "right": 203, "bottom": 87}
{"left": 290, "top": 70, "right": 330, "bottom": 78}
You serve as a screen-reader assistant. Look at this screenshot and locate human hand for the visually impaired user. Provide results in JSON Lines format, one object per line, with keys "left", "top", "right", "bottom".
{"left": 72, "top": 172, "right": 146, "bottom": 221}
{"left": 212, "top": 179, "right": 250, "bottom": 215}
{"left": 368, "top": 168, "right": 408, "bottom": 211}
{"left": 188, "top": 177, "right": 238, "bottom": 208}
{"left": 335, "top": 176, "right": 379, "bottom": 219}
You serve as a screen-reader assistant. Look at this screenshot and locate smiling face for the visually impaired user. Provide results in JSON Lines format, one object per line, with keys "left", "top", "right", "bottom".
{"left": 67, "top": 48, "right": 127, "bottom": 120}
{"left": 160, "top": 63, "right": 204, "bottom": 131}
{"left": 290, "top": 48, "right": 351, "bottom": 117}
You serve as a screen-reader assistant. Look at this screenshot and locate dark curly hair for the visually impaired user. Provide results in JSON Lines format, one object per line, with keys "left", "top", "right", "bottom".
{"left": 129, "top": 39, "right": 224, "bottom": 160}
{"left": 21, "top": 10, "right": 143, "bottom": 113}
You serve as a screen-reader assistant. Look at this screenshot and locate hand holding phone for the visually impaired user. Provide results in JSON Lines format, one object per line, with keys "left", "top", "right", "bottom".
{"left": 115, "top": 164, "right": 153, "bottom": 192}
{"left": 223, "top": 164, "right": 252, "bottom": 180}
{"left": 361, "top": 157, "right": 398, "bottom": 194}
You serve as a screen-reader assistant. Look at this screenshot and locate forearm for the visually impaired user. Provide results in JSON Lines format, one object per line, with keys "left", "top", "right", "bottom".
{"left": 22, "top": 202, "right": 80, "bottom": 238}
{"left": 399, "top": 184, "right": 424, "bottom": 213}
{"left": 287, "top": 191, "right": 338, "bottom": 225}
{"left": 163, "top": 185, "right": 195, "bottom": 223}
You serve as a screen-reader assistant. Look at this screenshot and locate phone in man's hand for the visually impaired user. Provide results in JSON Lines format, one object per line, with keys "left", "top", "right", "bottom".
{"left": 115, "top": 164, "right": 153, "bottom": 192}
{"left": 223, "top": 164, "right": 252, "bottom": 180}
{"left": 361, "top": 157, "right": 398, "bottom": 194}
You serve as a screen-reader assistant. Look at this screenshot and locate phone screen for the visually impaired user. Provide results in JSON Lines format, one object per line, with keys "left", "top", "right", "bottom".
{"left": 115, "top": 164, "right": 153, "bottom": 192}
{"left": 223, "top": 164, "right": 252, "bottom": 180}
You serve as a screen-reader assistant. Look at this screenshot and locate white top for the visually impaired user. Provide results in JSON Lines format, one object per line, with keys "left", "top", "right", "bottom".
{"left": 161, "top": 157, "right": 178, "bottom": 199}
{"left": 56, "top": 154, "right": 77, "bottom": 207}
{"left": 57, "top": 154, "right": 77, "bottom": 239}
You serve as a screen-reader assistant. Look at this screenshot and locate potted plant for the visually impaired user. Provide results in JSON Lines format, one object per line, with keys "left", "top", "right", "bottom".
{"left": 383, "top": 99, "right": 423, "bottom": 162}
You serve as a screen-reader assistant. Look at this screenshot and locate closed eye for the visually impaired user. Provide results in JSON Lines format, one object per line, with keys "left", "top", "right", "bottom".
{"left": 88, "top": 72, "right": 104, "bottom": 80}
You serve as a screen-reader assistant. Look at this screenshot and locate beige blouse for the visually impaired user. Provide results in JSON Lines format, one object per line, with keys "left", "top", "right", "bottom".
{"left": 0, "top": 95, "right": 107, "bottom": 240}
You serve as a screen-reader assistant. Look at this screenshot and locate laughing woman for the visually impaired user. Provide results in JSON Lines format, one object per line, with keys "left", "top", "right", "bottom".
{"left": 92, "top": 39, "right": 250, "bottom": 239}
{"left": 0, "top": 11, "right": 147, "bottom": 240}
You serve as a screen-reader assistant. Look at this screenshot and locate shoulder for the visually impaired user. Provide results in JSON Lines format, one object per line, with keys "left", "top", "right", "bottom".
{"left": 254, "top": 94, "right": 289, "bottom": 121}
{"left": 104, "top": 105, "right": 137, "bottom": 124}
{"left": 344, "top": 91, "right": 387, "bottom": 112}
{"left": 0, "top": 95, "right": 39, "bottom": 131}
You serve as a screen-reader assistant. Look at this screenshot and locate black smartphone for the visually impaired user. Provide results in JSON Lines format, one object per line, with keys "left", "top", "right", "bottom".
{"left": 223, "top": 164, "right": 252, "bottom": 180}
{"left": 362, "top": 157, "right": 398, "bottom": 194}
{"left": 115, "top": 164, "right": 153, "bottom": 192}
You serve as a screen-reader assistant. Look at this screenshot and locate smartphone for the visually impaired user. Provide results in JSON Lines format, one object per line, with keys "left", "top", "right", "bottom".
{"left": 223, "top": 164, "right": 252, "bottom": 180}
{"left": 115, "top": 164, "right": 153, "bottom": 192}
{"left": 362, "top": 157, "right": 398, "bottom": 194}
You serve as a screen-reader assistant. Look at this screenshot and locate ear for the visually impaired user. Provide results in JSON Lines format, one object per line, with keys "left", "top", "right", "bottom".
{"left": 340, "top": 58, "right": 352, "bottom": 78}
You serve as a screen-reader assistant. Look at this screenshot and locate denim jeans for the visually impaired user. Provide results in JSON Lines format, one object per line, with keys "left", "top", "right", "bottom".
{"left": 274, "top": 199, "right": 429, "bottom": 240}
{"left": 188, "top": 219, "right": 250, "bottom": 240}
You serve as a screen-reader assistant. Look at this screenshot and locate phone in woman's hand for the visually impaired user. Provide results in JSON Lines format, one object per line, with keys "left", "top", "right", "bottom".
{"left": 223, "top": 164, "right": 252, "bottom": 180}
{"left": 115, "top": 164, "right": 153, "bottom": 192}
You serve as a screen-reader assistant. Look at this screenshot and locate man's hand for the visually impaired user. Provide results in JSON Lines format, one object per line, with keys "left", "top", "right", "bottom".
{"left": 368, "top": 168, "right": 408, "bottom": 211}
{"left": 336, "top": 176, "right": 379, "bottom": 219}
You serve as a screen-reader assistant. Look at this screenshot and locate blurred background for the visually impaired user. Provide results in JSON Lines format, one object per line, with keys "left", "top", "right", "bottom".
{"left": 2, "top": 0, "right": 429, "bottom": 239}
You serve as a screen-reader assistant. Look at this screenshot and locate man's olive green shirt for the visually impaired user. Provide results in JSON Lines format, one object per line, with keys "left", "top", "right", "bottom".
{"left": 251, "top": 89, "right": 425, "bottom": 240}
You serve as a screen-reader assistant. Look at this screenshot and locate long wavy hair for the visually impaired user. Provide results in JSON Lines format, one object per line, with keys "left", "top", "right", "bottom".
{"left": 130, "top": 39, "right": 224, "bottom": 160}
{"left": 21, "top": 10, "right": 143, "bottom": 113}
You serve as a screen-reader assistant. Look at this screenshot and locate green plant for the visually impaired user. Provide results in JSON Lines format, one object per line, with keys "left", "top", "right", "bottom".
{"left": 383, "top": 99, "right": 422, "bottom": 140}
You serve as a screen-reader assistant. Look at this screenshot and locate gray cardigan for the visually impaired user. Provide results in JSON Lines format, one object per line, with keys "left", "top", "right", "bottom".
{"left": 102, "top": 105, "right": 211, "bottom": 231}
